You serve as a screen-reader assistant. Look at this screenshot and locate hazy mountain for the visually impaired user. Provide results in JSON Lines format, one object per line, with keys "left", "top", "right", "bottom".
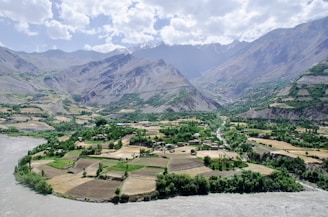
{"left": 19, "top": 49, "right": 126, "bottom": 71}
{"left": 132, "top": 41, "right": 248, "bottom": 80}
{"left": 0, "top": 46, "right": 39, "bottom": 74}
{"left": 44, "top": 54, "right": 218, "bottom": 112}
{"left": 195, "top": 16, "right": 328, "bottom": 103}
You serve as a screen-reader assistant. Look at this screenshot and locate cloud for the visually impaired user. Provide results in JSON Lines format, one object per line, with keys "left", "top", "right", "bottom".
{"left": 59, "top": 2, "right": 90, "bottom": 28}
{"left": 0, "top": 0, "right": 53, "bottom": 35}
{"left": 1, "top": 0, "right": 328, "bottom": 52}
{"left": 46, "top": 20, "right": 73, "bottom": 40}
{"left": 84, "top": 43, "right": 125, "bottom": 53}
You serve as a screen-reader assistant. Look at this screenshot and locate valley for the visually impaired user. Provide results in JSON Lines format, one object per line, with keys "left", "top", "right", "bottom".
{"left": 0, "top": 16, "right": 327, "bottom": 204}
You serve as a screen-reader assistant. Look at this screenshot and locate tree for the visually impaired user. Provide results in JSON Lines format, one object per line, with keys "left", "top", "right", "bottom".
{"left": 115, "top": 187, "right": 120, "bottom": 196}
{"left": 95, "top": 117, "right": 108, "bottom": 127}
{"left": 203, "top": 156, "right": 211, "bottom": 166}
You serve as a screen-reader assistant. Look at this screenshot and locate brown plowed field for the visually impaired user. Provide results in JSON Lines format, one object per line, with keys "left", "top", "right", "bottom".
{"left": 168, "top": 158, "right": 203, "bottom": 172}
{"left": 70, "top": 158, "right": 100, "bottom": 174}
{"left": 130, "top": 167, "right": 163, "bottom": 176}
{"left": 66, "top": 179, "right": 120, "bottom": 200}
{"left": 172, "top": 166, "right": 212, "bottom": 176}
{"left": 121, "top": 175, "right": 156, "bottom": 196}
{"left": 129, "top": 157, "right": 168, "bottom": 167}
{"left": 37, "top": 164, "right": 67, "bottom": 178}
{"left": 47, "top": 174, "right": 93, "bottom": 194}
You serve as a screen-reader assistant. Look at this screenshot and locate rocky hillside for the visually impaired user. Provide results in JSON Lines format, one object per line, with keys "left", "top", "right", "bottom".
{"left": 133, "top": 41, "right": 248, "bottom": 80}
{"left": 195, "top": 17, "right": 328, "bottom": 103}
{"left": 240, "top": 59, "right": 328, "bottom": 120}
{"left": 44, "top": 54, "right": 218, "bottom": 112}
{"left": 0, "top": 46, "right": 39, "bottom": 74}
{"left": 19, "top": 49, "right": 124, "bottom": 71}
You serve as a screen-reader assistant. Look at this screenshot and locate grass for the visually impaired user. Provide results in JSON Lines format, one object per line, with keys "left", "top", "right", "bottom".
{"left": 108, "top": 162, "right": 143, "bottom": 172}
{"left": 47, "top": 159, "right": 75, "bottom": 169}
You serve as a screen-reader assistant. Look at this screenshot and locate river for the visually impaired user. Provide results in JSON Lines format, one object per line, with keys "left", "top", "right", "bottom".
{"left": 0, "top": 134, "right": 327, "bottom": 217}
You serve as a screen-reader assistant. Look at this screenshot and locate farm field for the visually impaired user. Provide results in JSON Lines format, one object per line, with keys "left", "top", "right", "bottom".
{"left": 249, "top": 137, "right": 328, "bottom": 163}
{"left": 121, "top": 167, "right": 162, "bottom": 195}
{"left": 47, "top": 174, "right": 93, "bottom": 194}
{"left": 66, "top": 179, "right": 120, "bottom": 200}
{"left": 197, "top": 150, "right": 239, "bottom": 159}
{"left": 129, "top": 157, "right": 168, "bottom": 167}
{"left": 242, "top": 163, "right": 275, "bottom": 176}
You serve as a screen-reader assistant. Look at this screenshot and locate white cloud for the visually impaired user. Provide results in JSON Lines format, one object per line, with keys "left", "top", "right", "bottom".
{"left": 15, "top": 21, "right": 38, "bottom": 36}
{"left": 84, "top": 43, "right": 124, "bottom": 53}
{"left": 59, "top": 2, "right": 90, "bottom": 28}
{"left": 46, "top": 20, "right": 73, "bottom": 40}
{"left": 0, "top": 0, "right": 52, "bottom": 35}
{"left": 1, "top": 0, "right": 328, "bottom": 51}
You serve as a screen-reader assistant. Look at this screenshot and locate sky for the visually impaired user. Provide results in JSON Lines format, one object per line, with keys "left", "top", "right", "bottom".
{"left": 0, "top": 0, "right": 328, "bottom": 53}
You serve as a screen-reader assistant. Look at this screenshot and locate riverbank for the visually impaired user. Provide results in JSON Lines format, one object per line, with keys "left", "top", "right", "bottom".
{"left": 2, "top": 135, "right": 328, "bottom": 216}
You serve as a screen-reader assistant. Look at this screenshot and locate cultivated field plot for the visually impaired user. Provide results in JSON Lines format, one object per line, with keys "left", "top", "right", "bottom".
{"left": 318, "top": 126, "right": 328, "bottom": 137}
{"left": 172, "top": 166, "right": 212, "bottom": 176}
{"left": 75, "top": 141, "right": 93, "bottom": 148}
{"left": 168, "top": 158, "right": 203, "bottom": 172}
{"left": 36, "top": 164, "right": 67, "bottom": 178}
{"left": 97, "top": 145, "right": 146, "bottom": 160}
{"left": 270, "top": 150, "right": 322, "bottom": 164}
{"left": 47, "top": 174, "right": 93, "bottom": 194}
{"left": 62, "top": 150, "right": 81, "bottom": 160}
{"left": 20, "top": 107, "right": 43, "bottom": 114}
{"left": 248, "top": 138, "right": 298, "bottom": 150}
{"left": 53, "top": 116, "right": 71, "bottom": 123}
{"left": 243, "top": 163, "right": 275, "bottom": 176}
{"left": 249, "top": 137, "right": 328, "bottom": 162}
{"left": 121, "top": 168, "right": 160, "bottom": 196}
{"left": 288, "top": 150, "right": 328, "bottom": 159}
{"left": 66, "top": 179, "right": 120, "bottom": 200}
{"left": 71, "top": 158, "right": 101, "bottom": 173}
{"left": 197, "top": 150, "right": 239, "bottom": 159}
{"left": 9, "top": 121, "right": 54, "bottom": 131}
{"left": 252, "top": 145, "right": 274, "bottom": 155}
{"left": 129, "top": 157, "right": 168, "bottom": 167}
{"left": 131, "top": 167, "right": 163, "bottom": 176}
{"left": 84, "top": 161, "right": 102, "bottom": 177}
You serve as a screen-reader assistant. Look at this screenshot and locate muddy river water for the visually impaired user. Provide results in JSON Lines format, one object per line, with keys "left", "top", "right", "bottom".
{"left": 0, "top": 134, "right": 327, "bottom": 217}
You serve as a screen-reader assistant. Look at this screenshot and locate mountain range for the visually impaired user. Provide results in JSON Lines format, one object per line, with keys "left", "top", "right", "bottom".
{"left": 0, "top": 16, "right": 327, "bottom": 115}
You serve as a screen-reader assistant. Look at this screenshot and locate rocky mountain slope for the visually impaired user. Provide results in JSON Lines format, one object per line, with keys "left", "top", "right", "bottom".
{"left": 44, "top": 54, "right": 218, "bottom": 112}
{"left": 0, "top": 46, "right": 39, "bottom": 74}
{"left": 19, "top": 49, "right": 124, "bottom": 71}
{"left": 240, "top": 59, "right": 328, "bottom": 120}
{"left": 133, "top": 41, "right": 248, "bottom": 80}
{"left": 195, "top": 17, "right": 328, "bottom": 103}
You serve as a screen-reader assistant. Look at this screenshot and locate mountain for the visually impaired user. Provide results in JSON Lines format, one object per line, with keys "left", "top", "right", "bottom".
{"left": 44, "top": 54, "right": 218, "bottom": 112}
{"left": 195, "top": 16, "right": 328, "bottom": 103}
{"left": 0, "top": 46, "right": 39, "bottom": 74}
{"left": 132, "top": 41, "right": 248, "bottom": 80}
{"left": 239, "top": 59, "right": 328, "bottom": 120}
{"left": 19, "top": 49, "right": 126, "bottom": 71}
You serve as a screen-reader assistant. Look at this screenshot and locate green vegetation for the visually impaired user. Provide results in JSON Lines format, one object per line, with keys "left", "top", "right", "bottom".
{"left": 14, "top": 155, "right": 52, "bottom": 194}
{"left": 203, "top": 155, "right": 247, "bottom": 171}
{"left": 47, "top": 159, "right": 75, "bottom": 169}
{"left": 155, "top": 170, "right": 302, "bottom": 198}
{"left": 108, "top": 162, "right": 143, "bottom": 172}
{"left": 309, "top": 63, "right": 328, "bottom": 75}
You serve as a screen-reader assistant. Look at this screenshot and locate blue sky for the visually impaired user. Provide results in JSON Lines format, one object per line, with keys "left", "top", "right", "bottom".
{"left": 1, "top": 0, "right": 328, "bottom": 53}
